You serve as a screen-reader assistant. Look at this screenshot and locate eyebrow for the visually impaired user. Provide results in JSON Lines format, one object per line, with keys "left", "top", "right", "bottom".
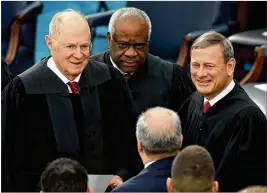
{"left": 65, "top": 41, "right": 91, "bottom": 45}
{"left": 191, "top": 62, "right": 216, "bottom": 65}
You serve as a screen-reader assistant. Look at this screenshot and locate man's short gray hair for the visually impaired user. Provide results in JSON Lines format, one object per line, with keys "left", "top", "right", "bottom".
{"left": 108, "top": 7, "right": 152, "bottom": 41}
{"left": 191, "top": 31, "right": 234, "bottom": 63}
{"left": 49, "top": 9, "right": 88, "bottom": 37}
{"left": 136, "top": 107, "right": 181, "bottom": 154}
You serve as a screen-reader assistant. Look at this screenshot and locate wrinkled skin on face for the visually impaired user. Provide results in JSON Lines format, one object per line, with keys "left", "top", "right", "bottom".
{"left": 107, "top": 17, "right": 149, "bottom": 73}
{"left": 190, "top": 44, "right": 236, "bottom": 100}
{"left": 46, "top": 13, "right": 91, "bottom": 81}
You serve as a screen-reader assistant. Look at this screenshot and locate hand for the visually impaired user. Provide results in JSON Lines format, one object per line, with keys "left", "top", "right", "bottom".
{"left": 108, "top": 175, "right": 123, "bottom": 189}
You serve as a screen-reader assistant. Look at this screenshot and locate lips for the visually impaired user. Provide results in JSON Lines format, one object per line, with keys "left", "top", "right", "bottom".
{"left": 197, "top": 80, "right": 211, "bottom": 86}
{"left": 122, "top": 62, "right": 137, "bottom": 67}
{"left": 71, "top": 62, "right": 83, "bottom": 65}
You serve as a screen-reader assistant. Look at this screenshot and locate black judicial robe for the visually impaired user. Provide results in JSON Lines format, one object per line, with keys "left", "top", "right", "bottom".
{"left": 178, "top": 82, "right": 267, "bottom": 191}
{"left": 91, "top": 51, "right": 195, "bottom": 115}
{"left": 1, "top": 56, "right": 141, "bottom": 191}
{"left": 1, "top": 57, "right": 13, "bottom": 91}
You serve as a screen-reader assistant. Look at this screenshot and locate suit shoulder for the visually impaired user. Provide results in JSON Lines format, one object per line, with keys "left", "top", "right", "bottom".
{"left": 112, "top": 173, "right": 150, "bottom": 192}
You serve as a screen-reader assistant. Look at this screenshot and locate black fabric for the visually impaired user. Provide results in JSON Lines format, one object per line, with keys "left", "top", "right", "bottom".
{"left": 1, "top": 58, "right": 13, "bottom": 91}
{"left": 91, "top": 51, "right": 195, "bottom": 115}
{"left": 178, "top": 82, "right": 267, "bottom": 191}
{"left": 46, "top": 93, "right": 79, "bottom": 154}
{"left": 112, "top": 156, "right": 175, "bottom": 192}
{"left": 2, "top": 56, "right": 140, "bottom": 191}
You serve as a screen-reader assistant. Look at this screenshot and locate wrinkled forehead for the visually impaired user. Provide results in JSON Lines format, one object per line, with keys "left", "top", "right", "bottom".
{"left": 191, "top": 44, "right": 224, "bottom": 63}
{"left": 114, "top": 17, "right": 148, "bottom": 39}
{"left": 52, "top": 13, "right": 90, "bottom": 39}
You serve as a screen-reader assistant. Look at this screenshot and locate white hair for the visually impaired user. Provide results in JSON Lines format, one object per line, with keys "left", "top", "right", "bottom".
{"left": 136, "top": 107, "right": 182, "bottom": 154}
{"left": 49, "top": 9, "right": 88, "bottom": 37}
{"left": 108, "top": 7, "right": 152, "bottom": 41}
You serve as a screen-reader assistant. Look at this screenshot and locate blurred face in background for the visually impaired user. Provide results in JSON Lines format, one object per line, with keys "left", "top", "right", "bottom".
{"left": 107, "top": 17, "right": 149, "bottom": 73}
{"left": 46, "top": 15, "right": 91, "bottom": 81}
{"left": 190, "top": 44, "right": 235, "bottom": 100}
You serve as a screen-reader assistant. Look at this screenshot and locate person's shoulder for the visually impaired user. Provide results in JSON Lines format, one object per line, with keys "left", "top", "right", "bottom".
{"left": 90, "top": 51, "right": 107, "bottom": 62}
{"left": 232, "top": 84, "right": 263, "bottom": 112}
{"left": 226, "top": 84, "right": 266, "bottom": 120}
{"left": 2, "top": 76, "right": 25, "bottom": 95}
{"left": 112, "top": 173, "right": 149, "bottom": 192}
{"left": 89, "top": 59, "right": 124, "bottom": 85}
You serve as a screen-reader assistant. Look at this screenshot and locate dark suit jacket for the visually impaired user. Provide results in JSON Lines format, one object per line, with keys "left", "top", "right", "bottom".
{"left": 91, "top": 51, "right": 195, "bottom": 115}
{"left": 112, "top": 156, "right": 175, "bottom": 192}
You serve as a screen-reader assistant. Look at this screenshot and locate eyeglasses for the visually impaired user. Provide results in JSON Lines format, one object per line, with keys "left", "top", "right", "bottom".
{"left": 49, "top": 35, "right": 92, "bottom": 52}
{"left": 111, "top": 37, "right": 148, "bottom": 51}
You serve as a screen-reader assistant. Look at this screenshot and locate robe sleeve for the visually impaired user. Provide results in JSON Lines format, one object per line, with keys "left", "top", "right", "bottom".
{"left": 1, "top": 77, "right": 26, "bottom": 191}
{"left": 216, "top": 106, "right": 267, "bottom": 191}
{"left": 170, "top": 65, "right": 195, "bottom": 112}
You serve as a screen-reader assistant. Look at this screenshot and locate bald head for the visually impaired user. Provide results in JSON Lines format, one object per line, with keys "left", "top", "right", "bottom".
{"left": 49, "top": 9, "right": 90, "bottom": 38}
{"left": 239, "top": 185, "right": 267, "bottom": 193}
{"left": 170, "top": 145, "right": 216, "bottom": 192}
{"left": 136, "top": 107, "right": 182, "bottom": 155}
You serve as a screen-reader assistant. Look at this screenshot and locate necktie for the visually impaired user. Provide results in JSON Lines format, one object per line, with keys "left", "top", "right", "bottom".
{"left": 67, "top": 82, "right": 79, "bottom": 94}
{"left": 124, "top": 73, "right": 132, "bottom": 82}
{"left": 203, "top": 101, "right": 211, "bottom": 114}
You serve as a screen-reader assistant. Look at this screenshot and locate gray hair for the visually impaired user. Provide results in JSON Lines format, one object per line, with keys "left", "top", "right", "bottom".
{"left": 108, "top": 7, "right": 152, "bottom": 41}
{"left": 49, "top": 9, "right": 88, "bottom": 37}
{"left": 191, "top": 31, "right": 234, "bottom": 63}
{"left": 136, "top": 107, "right": 181, "bottom": 154}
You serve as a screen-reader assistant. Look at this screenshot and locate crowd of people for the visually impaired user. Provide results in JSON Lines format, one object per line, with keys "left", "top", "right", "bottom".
{"left": 2, "top": 7, "right": 266, "bottom": 192}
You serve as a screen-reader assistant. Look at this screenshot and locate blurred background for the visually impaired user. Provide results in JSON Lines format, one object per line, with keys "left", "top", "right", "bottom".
{"left": 1, "top": 1, "right": 266, "bottom": 83}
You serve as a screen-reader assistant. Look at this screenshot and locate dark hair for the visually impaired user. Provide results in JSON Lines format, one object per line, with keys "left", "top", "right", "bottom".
{"left": 171, "top": 145, "right": 215, "bottom": 192}
{"left": 40, "top": 158, "right": 88, "bottom": 192}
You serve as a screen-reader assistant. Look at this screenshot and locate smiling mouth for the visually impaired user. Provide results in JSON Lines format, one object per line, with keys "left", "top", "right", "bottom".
{"left": 197, "top": 80, "right": 211, "bottom": 85}
{"left": 71, "top": 62, "right": 83, "bottom": 65}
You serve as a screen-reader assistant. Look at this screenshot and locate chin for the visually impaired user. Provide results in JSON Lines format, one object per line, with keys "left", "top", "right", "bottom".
{"left": 197, "top": 88, "right": 212, "bottom": 96}
{"left": 121, "top": 66, "right": 138, "bottom": 73}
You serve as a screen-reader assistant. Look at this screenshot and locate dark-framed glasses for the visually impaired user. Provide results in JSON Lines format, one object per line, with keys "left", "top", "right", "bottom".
{"left": 111, "top": 37, "right": 148, "bottom": 51}
{"left": 49, "top": 35, "right": 92, "bottom": 52}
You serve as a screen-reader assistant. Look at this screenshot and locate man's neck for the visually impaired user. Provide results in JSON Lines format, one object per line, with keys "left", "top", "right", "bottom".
{"left": 141, "top": 151, "right": 177, "bottom": 166}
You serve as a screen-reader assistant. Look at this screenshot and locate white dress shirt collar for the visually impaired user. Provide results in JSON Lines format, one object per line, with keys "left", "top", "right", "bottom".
{"left": 144, "top": 160, "right": 156, "bottom": 168}
{"left": 47, "top": 57, "right": 81, "bottom": 93}
{"left": 204, "top": 80, "right": 235, "bottom": 106}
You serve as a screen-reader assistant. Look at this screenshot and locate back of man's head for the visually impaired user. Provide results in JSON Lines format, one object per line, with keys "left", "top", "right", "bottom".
{"left": 238, "top": 185, "right": 267, "bottom": 192}
{"left": 40, "top": 158, "right": 88, "bottom": 192}
{"left": 136, "top": 107, "right": 182, "bottom": 157}
{"left": 167, "top": 145, "right": 218, "bottom": 192}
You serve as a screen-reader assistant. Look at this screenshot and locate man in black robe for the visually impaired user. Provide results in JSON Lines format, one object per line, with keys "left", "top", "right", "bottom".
{"left": 91, "top": 7, "right": 195, "bottom": 116}
{"left": 178, "top": 31, "right": 267, "bottom": 191}
{"left": 2, "top": 9, "right": 140, "bottom": 191}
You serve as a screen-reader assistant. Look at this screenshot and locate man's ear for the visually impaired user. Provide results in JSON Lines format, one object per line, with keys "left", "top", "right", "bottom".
{"left": 166, "top": 177, "right": 173, "bottom": 192}
{"left": 212, "top": 181, "right": 219, "bottom": 192}
{"left": 179, "top": 134, "right": 183, "bottom": 149}
{"left": 137, "top": 138, "right": 143, "bottom": 153}
{"left": 107, "top": 32, "right": 111, "bottom": 48}
{"left": 226, "top": 58, "right": 236, "bottom": 77}
{"left": 45, "top": 35, "right": 53, "bottom": 51}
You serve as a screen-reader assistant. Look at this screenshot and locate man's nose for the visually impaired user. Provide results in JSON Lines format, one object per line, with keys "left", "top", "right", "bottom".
{"left": 197, "top": 66, "right": 208, "bottom": 78}
{"left": 73, "top": 46, "right": 83, "bottom": 59}
{"left": 124, "top": 45, "right": 138, "bottom": 57}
